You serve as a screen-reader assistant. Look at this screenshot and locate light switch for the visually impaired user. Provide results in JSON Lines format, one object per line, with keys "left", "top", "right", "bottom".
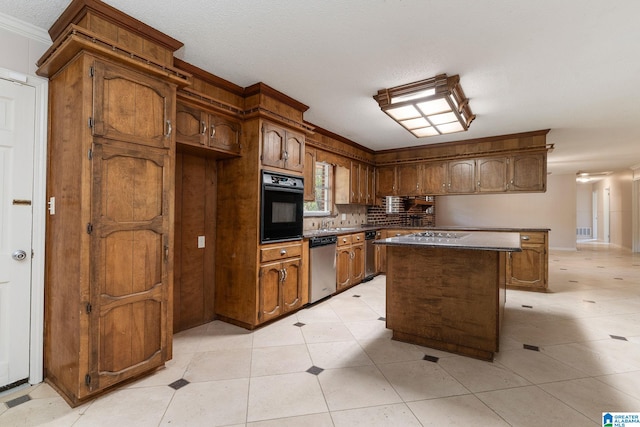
{"left": 197, "top": 235, "right": 205, "bottom": 248}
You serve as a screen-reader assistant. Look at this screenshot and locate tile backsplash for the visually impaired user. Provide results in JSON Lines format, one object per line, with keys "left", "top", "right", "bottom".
{"left": 303, "top": 196, "right": 435, "bottom": 231}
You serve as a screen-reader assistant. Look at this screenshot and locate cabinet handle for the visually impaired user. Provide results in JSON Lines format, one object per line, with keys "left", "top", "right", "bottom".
{"left": 279, "top": 269, "right": 285, "bottom": 282}
{"left": 280, "top": 249, "right": 287, "bottom": 255}
{"left": 343, "top": 238, "right": 347, "bottom": 243}
{"left": 356, "top": 236, "right": 360, "bottom": 241}
{"left": 283, "top": 151, "right": 289, "bottom": 160}
{"left": 165, "top": 120, "right": 172, "bottom": 137}
{"left": 201, "top": 121, "right": 207, "bottom": 135}
{"left": 521, "top": 235, "right": 530, "bottom": 241}
{"left": 210, "top": 125, "right": 216, "bottom": 138}
{"left": 282, "top": 267, "right": 288, "bottom": 282}
{"left": 350, "top": 251, "right": 355, "bottom": 260}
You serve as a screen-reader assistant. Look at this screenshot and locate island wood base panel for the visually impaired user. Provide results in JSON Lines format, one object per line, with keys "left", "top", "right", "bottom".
{"left": 385, "top": 246, "right": 506, "bottom": 362}
{"left": 392, "top": 331, "right": 494, "bottom": 361}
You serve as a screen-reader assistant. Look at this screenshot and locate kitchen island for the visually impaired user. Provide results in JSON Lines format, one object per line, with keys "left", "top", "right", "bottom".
{"left": 375, "top": 231, "right": 521, "bottom": 361}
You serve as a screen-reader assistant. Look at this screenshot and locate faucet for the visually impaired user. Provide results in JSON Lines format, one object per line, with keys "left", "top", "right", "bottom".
{"left": 320, "top": 218, "right": 329, "bottom": 230}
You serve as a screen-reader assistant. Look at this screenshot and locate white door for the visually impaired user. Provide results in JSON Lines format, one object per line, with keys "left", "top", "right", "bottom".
{"left": 0, "top": 78, "right": 35, "bottom": 388}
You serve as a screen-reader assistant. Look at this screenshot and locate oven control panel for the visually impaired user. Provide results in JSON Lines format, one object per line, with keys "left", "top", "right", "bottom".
{"left": 263, "top": 171, "right": 304, "bottom": 188}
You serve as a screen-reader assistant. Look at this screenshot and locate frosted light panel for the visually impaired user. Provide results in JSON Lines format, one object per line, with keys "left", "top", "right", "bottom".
{"left": 390, "top": 88, "right": 435, "bottom": 104}
{"left": 417, "top": 98, "right": 451, "bottom": 115}
{"left": 412, "top": 127, "right": 439, "bottom": 137}
{"left": 387, "top": 105, "right": 420, "bottom": 120}
{"left": 436, "top": 122, "right": 464, "bottom": 134}
{"left": 429, "top": 112, "right": 458, "bottom": 125}
{"left": 401, "top": 117, "right": 430, "bottom": 129}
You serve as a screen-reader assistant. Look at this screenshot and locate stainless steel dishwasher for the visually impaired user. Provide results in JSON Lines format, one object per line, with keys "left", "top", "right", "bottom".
{"left": 309, "top": 235, "right": 337, "bottom": 303}
{"left": 364, "top": 230, "right": 377, "bottom": 281}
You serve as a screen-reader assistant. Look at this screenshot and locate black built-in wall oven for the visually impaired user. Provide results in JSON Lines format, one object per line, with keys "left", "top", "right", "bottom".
{"left": 261, "top": 170, "right": 304, "bottom": 243}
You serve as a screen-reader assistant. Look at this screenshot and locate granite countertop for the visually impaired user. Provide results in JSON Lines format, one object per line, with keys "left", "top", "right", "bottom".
{"left": 303, "top": 225, "right": 549, "bottom": 239}
{"left": 374, "top": 230, "right": 522, "bottom": 252}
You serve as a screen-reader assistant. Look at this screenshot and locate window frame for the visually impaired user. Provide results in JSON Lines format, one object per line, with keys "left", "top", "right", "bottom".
{"left": 304, "top": 161, "right": 332, "bottom": 217}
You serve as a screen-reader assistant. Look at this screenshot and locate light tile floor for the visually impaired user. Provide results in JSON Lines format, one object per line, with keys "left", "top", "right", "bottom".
{"left": 1, "top": 242, "right": 639, "bottom": 426}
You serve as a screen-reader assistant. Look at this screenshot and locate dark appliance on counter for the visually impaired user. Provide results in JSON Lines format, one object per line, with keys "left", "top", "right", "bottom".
{"left": 309, "top": 235, "right": 338, "bottom": 303}
{"left": 363, "top": 230, "right": 378, "bottom": 281}
{"left": 261, "top": 170, "right": 304, "bottom": 243}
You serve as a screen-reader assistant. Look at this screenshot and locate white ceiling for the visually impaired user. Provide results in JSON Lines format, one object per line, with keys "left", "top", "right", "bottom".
{"left": 2, "top": 0, "right": 640, "bottom": 176}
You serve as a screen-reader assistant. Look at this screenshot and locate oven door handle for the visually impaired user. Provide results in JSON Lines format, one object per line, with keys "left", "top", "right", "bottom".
{"left": 263, "top": 184, "right": 304, "bottom": 194}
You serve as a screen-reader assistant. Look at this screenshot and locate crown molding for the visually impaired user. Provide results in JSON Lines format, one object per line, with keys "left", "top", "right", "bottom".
{"left": 0, "top": 12, "right": 51, "bottom": 45}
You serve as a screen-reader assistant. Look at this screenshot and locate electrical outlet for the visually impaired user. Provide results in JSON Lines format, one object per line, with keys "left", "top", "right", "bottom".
{"left": 341, "top": 213, "right": 346, "bottom": 221}
{"left": 197, "top": 236, "right": 205, "bottom": 248}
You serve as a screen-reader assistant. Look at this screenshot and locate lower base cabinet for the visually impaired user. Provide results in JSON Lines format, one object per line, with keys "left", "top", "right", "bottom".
{"left": 258, "top": 241, "right": 305, "bottom": 323}
{"left": 336, "top": 233, "right": 365, "bottom": 291}
{"left": 506, "top": 231, "right": 548, "bottom": 291}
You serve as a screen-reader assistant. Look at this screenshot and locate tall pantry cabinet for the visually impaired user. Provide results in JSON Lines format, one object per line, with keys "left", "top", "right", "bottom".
{"left": 36, "top": 0, "right": 188, "bottom": 406}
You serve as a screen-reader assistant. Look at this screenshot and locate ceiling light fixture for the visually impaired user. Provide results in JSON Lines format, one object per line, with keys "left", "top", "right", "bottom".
{"left": 374, "top": 73, "right": 475, "bottom": 138}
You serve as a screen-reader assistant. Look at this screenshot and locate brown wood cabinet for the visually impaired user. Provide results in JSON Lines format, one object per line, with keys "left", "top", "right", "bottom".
{"left": 304, "top": 147, "right": 316, "bottom": 201}
{"left": 42, "top": 56, "right": 176, "bottom": 406}
{"left": 215, "top": 115, "right": 309, "bottom": 330}
{"left": 506, "top": 231, "right": 548, "bottom": 291}
{"left": 173, "top": 152, "right": 216, "bottom": 333}
{"left": 509, "top": 152, "right": 546, "bottom": 191}
{"left": 259, "top": 241, "right": 304, "bottom": 323}
{"left": 477, "top": 157, "right": 508, "bottom": 193}
{"left": 376, "top": 166, "right": 396, "bottom": 197}
{"left": 447, "top": 159, "right": 476, "bottom": 193}
{"left": 175, "top": 102, "right": 241, "bottom": 156}
{"left": 336, "top": 233, "right": 365, "bottom": 291}
{"left": 396, "top": 163, "right": 421, "bottom": 196}
{"left": 421, "top": 162, "right": 448, "bottom": 195}
{"left": 261, "top": 121, "right": 305, "bottom": 172}
{"left": 347, "top": 161, "right": 375, "bottom": 205}
{"left": 375, "top": 151, "right": 547, "bottom": 197}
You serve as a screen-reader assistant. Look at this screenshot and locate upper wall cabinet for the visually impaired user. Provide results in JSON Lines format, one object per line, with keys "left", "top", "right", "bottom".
{"left": 376, "top": 151, "right": 547, "bottom": 197}
{"left": 304, "top": 147, "right": 316, "bottom": 201}
{"left": 421, "top": 162, "right": 448, "bottom": 195}
{"left": 447, "top": 159, "right": 476, "bottom": 194}
{"left": 175, "top": 102, "right": 241, "bottom": 156}
{"left": 375, "top": 165, "right": 397, "bottom": 197}
{"left": 261, "top": 121, "right": 305, "bottom": 173}
{"left": 509, "top": 153, "right": 546, "bottom": 192}
{"left": 476, "top": 157, "right": 508, "bottom": 193}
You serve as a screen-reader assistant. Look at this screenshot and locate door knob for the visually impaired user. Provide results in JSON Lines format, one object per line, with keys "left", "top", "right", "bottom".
{"left": 12, "top": 250, "right": 27, "bottom": 261}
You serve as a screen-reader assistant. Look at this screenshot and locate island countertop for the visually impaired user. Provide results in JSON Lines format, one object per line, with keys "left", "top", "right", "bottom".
{"left": 375, "top": 230, "right": 522, "bottom": 252}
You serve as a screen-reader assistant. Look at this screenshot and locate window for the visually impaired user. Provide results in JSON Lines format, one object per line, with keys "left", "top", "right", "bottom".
{"left": 304, "top": 162, "right": 331, "bottom": 216}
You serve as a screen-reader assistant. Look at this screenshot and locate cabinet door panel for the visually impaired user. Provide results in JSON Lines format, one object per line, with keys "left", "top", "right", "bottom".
{"left": 282, "top": 258, "right": 302, "bottom": 312}
{"left": 448, "top": 160, "right": 476, "bottom": 193}
{"left": 508, "top": 245, "right": 545, "bottom": 288}
{"left": 176, "top": 103, "right": 206, "bottom": 146}
{"left": 421, "top": 162, "right": 447, "bottom": 195}
{"left": 396, "top": 164, "right": 420, "bottom": 196}
{"left": 285, "top": 130, "right": 305, "bottom": 172}
{"left": 259, "top": 262, "right": 283, "bottom": 322}
{"left": 90, "top": 143, "right": 170, "bottom": 390}
{"left": 477, "top": 157, "right": 508, "bottom": 193}
{"left": 304, "top": 148, "right": 316, "bottom": 201}
{"left": 351, "top": 243, "right": 365, "bottom": 284}
{"left": 376, "top": 166, "right": 396, "bottom": 197}
{"left": 261, "top": 123, "right": 286, "bottom": 168}
{"left": 93, "top": 61, "right": 173, "bottom": 149}
{"left": 336, "top": 248, "right": 352, "bottom": 290}
{"left": 510, "top": 153, "right": 546, "bottom": 191}
{"left": 350, "top": 162, "right": 361, "bottom": 203}
{"left": 209, "top": 114, "right": 240, "bottom": 154}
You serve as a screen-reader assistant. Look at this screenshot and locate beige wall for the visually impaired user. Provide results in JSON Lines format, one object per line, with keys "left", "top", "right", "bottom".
{"left": 593, "top": 170, "right": 633, "bottom": 249}
{"left": 0, "top": 17, "right": 50, "bottom": 75}
{"left": 576, "top": 183, "right": 593, "bottom": 238}
{"left": 436, "top": 174, "right": 578, "bottom": 250}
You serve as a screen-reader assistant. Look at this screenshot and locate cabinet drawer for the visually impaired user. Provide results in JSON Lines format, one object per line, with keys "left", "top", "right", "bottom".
{"left": 337, "top": 235, "right": 352, "bottom": 247}
{"left": 519, "top": 232, "right": 545, "bottom": 244}
{"left": 261, "top": 242, "right": 302, "bottom": 262}
{"left": 351, "top": 232, "right": 365, "bottom": 244}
